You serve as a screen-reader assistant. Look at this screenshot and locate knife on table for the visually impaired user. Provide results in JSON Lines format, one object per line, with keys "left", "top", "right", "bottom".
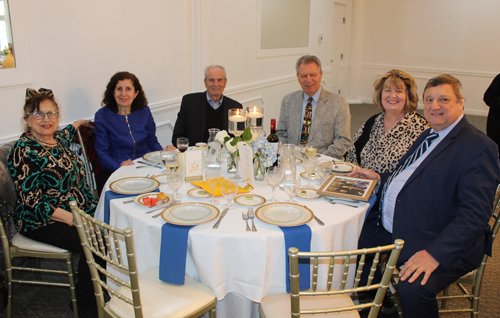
{"left": 213, "top": 208, "right": 229, "bottom": 229}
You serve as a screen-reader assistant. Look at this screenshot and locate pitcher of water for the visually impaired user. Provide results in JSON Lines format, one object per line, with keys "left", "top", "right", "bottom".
{"left": 279, "top": 144, "right": 296, "bottom": 189}
{"left": 207, "top": 128, "right": 221, "bottom": 165}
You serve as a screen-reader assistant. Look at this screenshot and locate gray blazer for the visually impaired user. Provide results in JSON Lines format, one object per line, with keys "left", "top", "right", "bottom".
{"left": 276, "top": 88, "right": 351, "bottom": 158}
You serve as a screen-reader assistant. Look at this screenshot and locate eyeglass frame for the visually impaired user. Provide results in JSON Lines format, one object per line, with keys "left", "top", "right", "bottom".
{"left": 28, "top": 111, "right": 59, "bottom": 120}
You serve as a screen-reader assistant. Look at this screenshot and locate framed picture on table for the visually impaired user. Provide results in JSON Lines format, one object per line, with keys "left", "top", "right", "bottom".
{"left": 317, "top": 175, "right": 377, "bottom": 202}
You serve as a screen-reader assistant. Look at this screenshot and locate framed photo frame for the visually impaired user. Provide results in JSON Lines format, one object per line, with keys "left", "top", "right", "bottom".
{"left": 317, "top": 175, "right": 377, "bottom": 201}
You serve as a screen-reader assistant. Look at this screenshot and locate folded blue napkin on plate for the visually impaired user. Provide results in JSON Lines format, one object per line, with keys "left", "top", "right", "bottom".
{"left": 279, "top": 225, "right": 312, "bottom": 292}
{"left": 103, "top": 189, "right": 159, "bottom": 224}
{"left": 159, "top": 223, "right": 194, "bottom": 285}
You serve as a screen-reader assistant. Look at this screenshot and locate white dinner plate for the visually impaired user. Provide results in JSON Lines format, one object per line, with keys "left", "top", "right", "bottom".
{"left": 187, "top": 188, "right": 212, "bottom": 198}
{"left": 142, "top": 151, "right": 162, "bottom": 163}
{"left": 319, "top": 161, "right": 357, "bottom": 174}
{"left": 255, "top": 203, "right": 313, "bottom": 227}
{"left": 161, "top": 202, "right": 220, "bottom": 226}
{"left": 299, "top": 171, "right": 320, "bottom": 181}
{"left": 109, "top": 177, "right": 160, "bottom": 195}
{"left": 133, "top": 192, "right": 173, "bottom": 207}
{"left": 296, "top": 188, "right": 322, "bottom": 200}
{"left": 234, "top": 194, "right": 266, "bottom": 206}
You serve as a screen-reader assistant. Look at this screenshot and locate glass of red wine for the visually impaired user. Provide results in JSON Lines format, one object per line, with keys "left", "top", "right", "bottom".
{"left": 176, "top": 137, "right": 189, "bottom": 153}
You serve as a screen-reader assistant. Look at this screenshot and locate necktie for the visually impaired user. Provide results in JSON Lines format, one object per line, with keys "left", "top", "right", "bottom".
{"left": 379, "top": 132, "right": 439, "bottom": 208}
{"left": 300, "top": 97, "right": 313, "bottom": 145}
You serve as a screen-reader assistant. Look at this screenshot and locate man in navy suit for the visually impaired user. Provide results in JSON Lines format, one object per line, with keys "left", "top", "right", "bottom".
{"left": 171, "top": 65, "right": 242, "bottom": 146}
{"left": 352, "top": 74, "right": 500, "bottom": 318}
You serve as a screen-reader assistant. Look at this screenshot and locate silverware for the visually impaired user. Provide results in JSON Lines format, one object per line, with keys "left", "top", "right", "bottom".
{"left": 136, "top": 165, "right": 162, "bottom": 170}
{"left": 138, "top": 160, "right": 161, "bottom": 166}
{"left": 242, "top": 210, "right": 250, "bottom": 232}
{"left": 248, "top": 208, "right": 257, "bottom": 232}
{"left": 312, "top": 213, "right": 325, "bottom": 226}
{"left": 328, "top": 200, "right": 359, "bottom": 208}
{"left": 147, "top": 199, "right": 177, "bottom": 214}
{"left": 323, "top": 196, "right": 360, "bottom": 204}
{"left": 123, "top": 199, "right": 134, "bottom": 204}
{"left": 213, "top": 208, "right": 229, "bottom": 229}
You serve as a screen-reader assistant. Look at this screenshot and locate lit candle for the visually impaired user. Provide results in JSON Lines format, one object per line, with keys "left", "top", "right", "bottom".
{"left": 246, "top": 106, "right": 263, "bottom": 118}
{"left": 229, "top": 114, "right": 246, "bottom": 122}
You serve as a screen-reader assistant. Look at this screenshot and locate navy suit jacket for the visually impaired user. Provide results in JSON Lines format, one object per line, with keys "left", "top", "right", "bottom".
{"left": 171, "top": 92, "right": 242, "bottom": 146}
{"left": 380, "top": 117, "right": 500, "bottom": 269}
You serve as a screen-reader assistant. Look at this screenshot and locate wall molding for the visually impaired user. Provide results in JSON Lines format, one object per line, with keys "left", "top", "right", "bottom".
{"left": 362, "top": 63, "right": 498, "bottom": 79}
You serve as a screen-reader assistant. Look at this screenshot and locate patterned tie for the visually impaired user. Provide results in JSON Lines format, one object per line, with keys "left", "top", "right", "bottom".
{"left": 379, "top": 132, "right": 439, "bottom": 208}
{"left": 299, "top": 97, "right": 313, "bottom": 145}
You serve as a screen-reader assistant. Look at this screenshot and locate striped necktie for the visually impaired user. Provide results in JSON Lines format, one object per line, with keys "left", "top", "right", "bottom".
{"left": 300, "top": 97, "right": 313, "bottom": 145}
{"left": 379, "top": 132, "right": 439, "bottom": 208}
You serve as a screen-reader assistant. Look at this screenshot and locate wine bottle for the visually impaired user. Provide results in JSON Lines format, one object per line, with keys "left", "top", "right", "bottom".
{"left": 267, "top": 119, "right": 279, "bottom": 166}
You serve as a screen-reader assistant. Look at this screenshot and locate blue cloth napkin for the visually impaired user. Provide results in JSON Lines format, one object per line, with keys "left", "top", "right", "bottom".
{"left": 103, "top": 189, "right": 159, "bottom": 224}
{"left": 279, "top": 225, "right": 312, "bottom": 292}
{"left": 159, "top": 223, "right": 194, "bottom": 284}
{"left": 364, "top": 194, "right": 378, "bottom": 221}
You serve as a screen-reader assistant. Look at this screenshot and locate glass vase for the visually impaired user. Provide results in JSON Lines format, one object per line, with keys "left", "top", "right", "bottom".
{"left": 227, "top": 152, "right": 238, "bottom": 174}
{"left": 254, "top": 156, "right": 266, "bottom": 181}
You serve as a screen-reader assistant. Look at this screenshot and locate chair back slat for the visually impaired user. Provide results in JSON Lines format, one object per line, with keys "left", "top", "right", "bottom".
{"left": 70, "top": 201, "right": 144, "bottom": 318}
{"left": 290, "top": 239, "right": 404, "bottom": 317}
{"left": 366, "top": 251, "right": 380, "bottom": 286}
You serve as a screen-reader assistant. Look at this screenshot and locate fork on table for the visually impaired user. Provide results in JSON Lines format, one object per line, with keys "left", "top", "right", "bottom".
{"left": 248, "top": 208, "right": 257, "bottom": 232}
{"left": 242, "top": 210, "right": 250, "bottom": 231}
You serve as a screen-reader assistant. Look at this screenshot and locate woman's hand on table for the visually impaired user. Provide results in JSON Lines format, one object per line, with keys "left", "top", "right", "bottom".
{"left": 50, "top": 208, "right": 74, "bottom": 226}
{"left": 120, "top": 159, "right": 135, "bottom": 167}
{"left": 165, "top": 145, "right": 176, "bottom": 150}
{"left": 349, "top": 168, "right": 380, "bottom": 181}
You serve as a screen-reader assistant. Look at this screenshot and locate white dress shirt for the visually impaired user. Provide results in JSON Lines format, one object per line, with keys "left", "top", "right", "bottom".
{"left": 206, "top": 91, "right": 223, "bottom": 110}
{"left": 382, "top": 114, "right": 464, "bottom": 233}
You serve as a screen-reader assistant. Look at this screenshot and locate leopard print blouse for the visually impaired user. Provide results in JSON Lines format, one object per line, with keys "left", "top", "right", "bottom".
{"left": 345, "top": 112, "right": 429, "bottom": 173}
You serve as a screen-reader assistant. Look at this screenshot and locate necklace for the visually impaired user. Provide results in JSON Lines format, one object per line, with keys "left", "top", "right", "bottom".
{"left": 29, "top": 134, "right": 58, "bottom": 146}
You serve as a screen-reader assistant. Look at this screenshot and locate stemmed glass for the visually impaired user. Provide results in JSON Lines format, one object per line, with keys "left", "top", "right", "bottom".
{"left": 161, "top": 150, "right": 181, "bottom": 174}
{"left": 316, "top": 160, "right": 332, "bottom": 183}
{"left": 267, "top": 167, "right": 284, "bottom": 202}
{"left": 166, "top": 172, "right": 183, "bottom": 199}
{"left": 176, "top": 137, "right": 189, "bottom": 153}
{"left": 305, "top": 143, "right": 318, "bottom": 159}
{"left": 283, "top": 176, "right": 301, "bottom": 203}
{"left": 302, "top": 157, "right": 317, "bottom": 188}
{"left": 221, "top": 179, "right": 238, "bottom": 210}
{"left": 205, "top": 165, "right": 221, "bottom": 206}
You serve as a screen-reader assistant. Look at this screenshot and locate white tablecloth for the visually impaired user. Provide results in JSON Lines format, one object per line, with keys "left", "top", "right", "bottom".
{"left": 95, "top": 156, "right": 370, "bottom": 318}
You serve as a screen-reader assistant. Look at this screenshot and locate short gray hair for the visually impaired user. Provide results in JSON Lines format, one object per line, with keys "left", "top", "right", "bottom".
{"left": 204, "top": 65, "right": 227, "bottom": 80}
{"left": 295, "top": 55, "right": 322, "bottom": 74}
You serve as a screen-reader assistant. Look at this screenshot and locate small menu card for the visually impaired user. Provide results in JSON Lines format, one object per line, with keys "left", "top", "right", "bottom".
{"left": 184, "top": 149, "right": 203, "bottom": 182}
{"left": 238, "top": 142, "right": 254, "bottom": 188}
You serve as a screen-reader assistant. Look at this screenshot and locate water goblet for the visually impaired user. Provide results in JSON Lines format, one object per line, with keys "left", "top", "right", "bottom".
{"left": 316, "top": 160, "right": 332, "bottom": 183}
{"left": 267, "top": 166, "right": 284, "bottom": 202}
{"left": 176, "top": 137, "right": 189, "bottom": 153}
{"left": 205, "top": 164, "right": 221, "bottom": 205}
{"left": 302, "top": 157, "right": 317, "bottom": 188}
{"left": 161, "top": 150, "right": 180, "bottom": 174}
{"left": 221, "top": 179, "right": 238, "bottom": 210}
{"left": 305, "top": 143, "right": 318, "bottom": 159}
{"left": 283, "top": 176, "right": 301, "bottom": 203}
{"left": 166, "top": 172, "right": 183, "bottom": 199}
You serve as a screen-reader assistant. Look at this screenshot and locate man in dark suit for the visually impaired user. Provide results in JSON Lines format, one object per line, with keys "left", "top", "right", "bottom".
{"left": 352, "top": 74, "right": 500, "bottom": 318}
{"left": 171, "top": 65, "right": 242, "bottom": 146}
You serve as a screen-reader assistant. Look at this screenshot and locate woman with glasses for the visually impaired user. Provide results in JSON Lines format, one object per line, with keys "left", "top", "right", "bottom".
{"left": 94, "top": 71, "right": 164, "bottom": 194}
{"left": 8, "top": 89, "right": 104, "bottom": 318}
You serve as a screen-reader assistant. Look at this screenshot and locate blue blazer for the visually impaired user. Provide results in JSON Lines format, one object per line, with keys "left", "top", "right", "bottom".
{"left": 382, "top": 117, "right": 500, "bottom": 269}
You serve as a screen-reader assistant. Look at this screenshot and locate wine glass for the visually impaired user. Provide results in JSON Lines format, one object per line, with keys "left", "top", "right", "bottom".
{"left": 176, "top": 137, "right": 189, "bottom": 153}
{"left": 161, "top": 150, "right": 180, "bottom": 174}
{"left": 166, "top": 172, "right": 183, "bottom": 199}
{"left": 317, "top": 160, "right": 332, "bottom": 183}
{"left": 283, "top": 176, "right": 301, "bottom": 203}
{"left": 305, "top": 143, "right": 318, "bottom": 159}
{"left": 302, "top": 157, "right": 317, "bottom": 188}
{"left": 221, "top": 179, "right": 238, "bottom": 210}
{"left": 205, "top": 165, "right": 221, "bottom": 205}
{"left": 267, "top": 166, "right": 284, "bottom": 202}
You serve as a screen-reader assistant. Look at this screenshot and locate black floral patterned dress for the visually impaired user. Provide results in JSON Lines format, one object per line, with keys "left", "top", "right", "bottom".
{"left": 8, "top": 125, "right": 96, "bottom": 233}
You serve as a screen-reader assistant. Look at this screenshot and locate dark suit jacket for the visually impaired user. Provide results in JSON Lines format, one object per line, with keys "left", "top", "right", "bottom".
{"left": 171, "top": 92, "right": 242, "bottom": 146}
{"left": 381, "top": 117, "right": 500, "bottom": 269}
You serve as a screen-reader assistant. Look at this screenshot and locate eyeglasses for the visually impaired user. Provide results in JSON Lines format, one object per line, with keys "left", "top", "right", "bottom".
{"left": 29, "top": 111, "right": 59, "bottom": 120}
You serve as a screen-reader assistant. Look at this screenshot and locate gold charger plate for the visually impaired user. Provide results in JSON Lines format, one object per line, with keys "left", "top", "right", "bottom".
{"left": 234, "top": 194, "right": 266, "bottom": 206}
{"left": 133, "top": 192, "right": 173, "bottom": 207}
{"left": 161, "top": 202, "right": 219, "bottom": 226}
{"left": 299, "top": 171, "right": 321, "bottom": 181}
{"left": 142, "top": 151, "right": 162, "bottom": 163}
{"left": 109, "top": 177, "right": 160, "bottom": 195}
{"left": 296, "top": 187, "right": 322, "bottom": 200}
{"left": 187, "top": 188, "right": 212, "bottom": 198}
{"left": 319, "top": 161, "right": 358, "bottom": 174}
{"left": 255, "top": 203, "right": 313, "bottom": 227}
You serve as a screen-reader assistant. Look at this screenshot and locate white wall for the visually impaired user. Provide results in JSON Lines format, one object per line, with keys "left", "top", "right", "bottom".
{"left": 351, "top": 0, "right": 500, "bottom": 116}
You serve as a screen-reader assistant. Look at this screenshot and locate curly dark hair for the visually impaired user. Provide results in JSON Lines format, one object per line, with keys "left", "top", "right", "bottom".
{"left": 23, "top": 94, "right": 59, "bottom": 133}
{"left": 101, "top": 71, "right": 148, "bottom": 113}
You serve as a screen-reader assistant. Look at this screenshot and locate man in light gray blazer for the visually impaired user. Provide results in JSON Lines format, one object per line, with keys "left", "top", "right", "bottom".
{"left": 277, "top": 55, "right": 351, "bottom": 158}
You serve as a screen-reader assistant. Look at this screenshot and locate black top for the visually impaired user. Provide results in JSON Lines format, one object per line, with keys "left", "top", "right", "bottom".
{"left": 484, "top": 73, "right": 500, "bottom": 148}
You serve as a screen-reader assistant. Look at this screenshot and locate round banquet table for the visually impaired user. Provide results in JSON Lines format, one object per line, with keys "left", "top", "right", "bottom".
{"left": 95, "top": 155, "right": 371, "bottom": 318}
